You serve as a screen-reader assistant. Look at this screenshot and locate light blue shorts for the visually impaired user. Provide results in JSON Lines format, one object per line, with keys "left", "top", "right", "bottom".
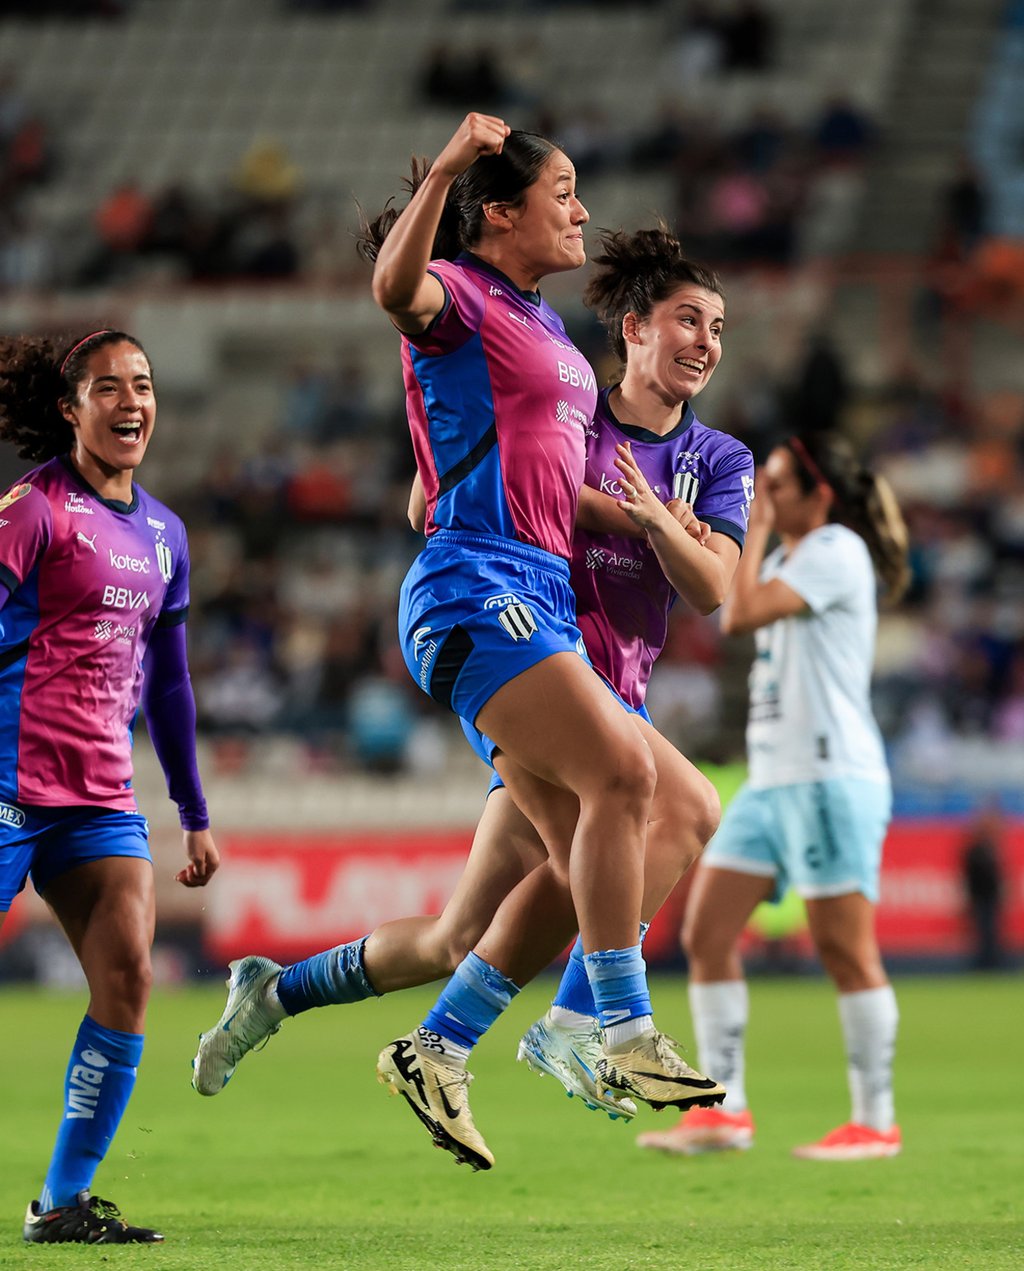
{"left": 0, "top": 803, "right": 151, "bottom": 911}
{"left": 702, "top": 778, "right": 892, "bottom": 903}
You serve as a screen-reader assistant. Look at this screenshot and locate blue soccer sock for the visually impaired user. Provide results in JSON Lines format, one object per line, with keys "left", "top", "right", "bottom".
{"left": 40, "top": 1016, "right": 144, "bottom": 1212}
{"left": 583, "top": 944, "right": 653, "bottom": 1031}
{"left": 421, "top": 952, "right": 520, "bottom": 1056}
{"left": 275, "top": 937, "right": 379, "bottom": 1016}
{"left": 552, "top": 922, "right": 651, "bottom": 1018}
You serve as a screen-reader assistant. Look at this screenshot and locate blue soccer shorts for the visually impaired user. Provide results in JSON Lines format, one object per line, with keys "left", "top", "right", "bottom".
{"left": 0, "top": 802, "right": 151, "bottom": 911}
{"left": 399, "top": 529, "right": 591, "bottom": 728}
{"left": 702, "top": 777, "right": 892, "bottom": 904}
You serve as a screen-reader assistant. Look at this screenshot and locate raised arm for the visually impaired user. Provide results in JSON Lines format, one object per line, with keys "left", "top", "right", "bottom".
{"left": 718, "top": 468, "right": 808, "bottom": 635}
{"left": 371, "top": 113, "right": 510, "bottom": 334}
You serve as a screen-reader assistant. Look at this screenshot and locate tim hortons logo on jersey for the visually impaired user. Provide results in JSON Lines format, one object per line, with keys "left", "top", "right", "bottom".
{"left": 0, "top": 801, "right": 26, "bottom": 828}
{"left": 64, "top": 491, "right": 94, "bottom": 515}
{"left": 557, "top": 362, "right": 596, "bottom": 392}
{"left": 496, "top": 602, "right": 538, "bottom": 642}
{"left": 102, "top": 585, "right": 150, "bottom": 611}
{"left": 0, "top": 483, "right": 30, "bottom": 513}
{"left": 109, "top": 548, "right": 151, "bottom": 574}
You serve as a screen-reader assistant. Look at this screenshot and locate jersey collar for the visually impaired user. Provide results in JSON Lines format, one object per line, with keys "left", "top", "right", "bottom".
{"left": 59, "top": 453, "right": 140, "bottom": 515}
{"left": 458, "top": 252, "right": 542, "bottom": 307}
{"left": 601, "top": 387, "right": 696, "bottom": 444}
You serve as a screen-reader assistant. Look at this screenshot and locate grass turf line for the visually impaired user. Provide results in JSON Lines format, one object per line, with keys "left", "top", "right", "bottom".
{"left": 2, "top": 974, "right": 1022, "bottom": 1269}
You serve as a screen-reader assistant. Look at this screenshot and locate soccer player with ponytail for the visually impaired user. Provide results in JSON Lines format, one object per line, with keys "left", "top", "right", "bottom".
{"left": 637, "top": 432, "right": 911, "bottom": 1161}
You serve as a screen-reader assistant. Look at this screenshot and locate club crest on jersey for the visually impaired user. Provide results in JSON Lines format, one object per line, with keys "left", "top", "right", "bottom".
{"left": 0, "top": 483, "right": 31, "bottom": 512}
{"left": 673, "top": 451, "right": 702, "bottom": 505}
{"left": 496, "top": 602, "right": 538, "bottom": 643}
{"left": 155, "top": 535, "right": 173, "bottom": 583}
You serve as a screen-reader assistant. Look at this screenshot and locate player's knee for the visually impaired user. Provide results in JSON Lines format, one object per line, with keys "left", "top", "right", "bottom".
{"left": 106, "top": 953, "right": 153, "bottom": 1012}
{"left": 690, "top": 775, "right": 722, "bottom": 847}
{"left": 603, "top": 738, "right": 658, "bottom": 813}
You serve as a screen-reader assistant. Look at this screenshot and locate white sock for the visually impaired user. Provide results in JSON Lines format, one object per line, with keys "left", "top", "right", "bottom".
{"left": 838, "top": 985, "right": 898, "bottom": 1131}
{"left": 689, "top": 980, "right": 749, "bottom": 1113}
{"left": 604, "top": 1014, "right": 653, "bottom": 1049}
{"left": 549, "top": 1005, "right": 594, "bottom": 1029}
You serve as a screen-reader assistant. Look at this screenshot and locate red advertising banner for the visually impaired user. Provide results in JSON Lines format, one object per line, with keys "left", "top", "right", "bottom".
{"left": 203, "top": 819, "right": 1024, "bottom": 966}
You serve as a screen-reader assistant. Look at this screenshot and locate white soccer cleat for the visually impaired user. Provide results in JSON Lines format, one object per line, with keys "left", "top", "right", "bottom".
{"left": 191, "top": 956, "right": 286, "bottom": 1096}
{"left": 517, "top": 1011, "right": 637, "bottom": 1121}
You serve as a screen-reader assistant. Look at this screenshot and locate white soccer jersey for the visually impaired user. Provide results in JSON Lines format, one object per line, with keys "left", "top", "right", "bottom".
{"left": 745, "top": 523, "right": 889, "bottom": 789}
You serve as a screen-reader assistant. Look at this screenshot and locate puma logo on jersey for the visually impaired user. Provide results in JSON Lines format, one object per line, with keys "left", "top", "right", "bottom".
{"left": 77, "top": 531, "right": 98, "bottom": 553}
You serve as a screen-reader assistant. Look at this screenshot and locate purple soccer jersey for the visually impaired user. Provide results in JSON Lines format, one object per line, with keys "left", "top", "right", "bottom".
{"left": 401, "top": 254, "right": 597, "bottom": 562}
{"left": 571, "top": 390, "right": 754, "bottom": 708}
{"left": 0, "top": 456, "right": 190, "bottom": 810}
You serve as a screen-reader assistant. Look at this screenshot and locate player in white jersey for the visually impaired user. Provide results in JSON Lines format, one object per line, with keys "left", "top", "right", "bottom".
{"left": 637, "top": 431, "right": 911, "bottom": 1162}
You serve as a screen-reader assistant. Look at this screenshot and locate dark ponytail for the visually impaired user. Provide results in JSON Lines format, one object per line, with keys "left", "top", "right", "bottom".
{"left": 787, "top": 432, "right": 911, "bottom": 603}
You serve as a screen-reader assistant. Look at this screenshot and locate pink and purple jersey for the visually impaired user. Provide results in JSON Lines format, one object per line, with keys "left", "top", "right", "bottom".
{"left": 0, "top": 456, "right": 190, "bottom": 810}
{"left": 572, "top": 390, "right": 754, "bottom": 708}
{"left": 402, "top": 253, "right": 597, "bottom": 562}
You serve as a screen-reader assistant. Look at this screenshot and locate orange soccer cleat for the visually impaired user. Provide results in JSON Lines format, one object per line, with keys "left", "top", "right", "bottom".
{"left": 635, "top": 1105, "right": 755, "bottom": 1155}
{"left": 791, "top": 1121, "right": 902, "bottom": 1161}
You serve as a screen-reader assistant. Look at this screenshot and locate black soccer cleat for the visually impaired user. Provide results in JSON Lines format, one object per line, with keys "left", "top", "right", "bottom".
{"left": 23, "top": 1190, "right": 164, "bottom": 1244}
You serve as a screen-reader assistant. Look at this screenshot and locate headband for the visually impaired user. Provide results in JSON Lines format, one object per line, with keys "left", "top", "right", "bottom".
{"left": 59, "top": 330, "right": 113, "bottom": 378}
{"left": 788, "top": 436, "right": 832, "bottom": 494}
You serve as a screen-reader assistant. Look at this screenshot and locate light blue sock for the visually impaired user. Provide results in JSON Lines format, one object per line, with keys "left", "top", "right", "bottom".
{"left": 552, "top": 923, "right": 651, "bottom": 1016}
{"left": 422, "top": 952, "right": 520, "bottom": 1052}
{"left": 40, "top": 1016, "right": 144, "bottom": 1212}
{"left": 276, "top": 937, "right": 378, "bottom": 1016}
{"left": 583, "top": 944, "right": 653, "bottom": 1029}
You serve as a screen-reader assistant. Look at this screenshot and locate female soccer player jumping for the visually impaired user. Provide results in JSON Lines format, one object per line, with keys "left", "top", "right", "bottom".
{"left": 193, "top": 221, "right": 754, "bottom": 1167}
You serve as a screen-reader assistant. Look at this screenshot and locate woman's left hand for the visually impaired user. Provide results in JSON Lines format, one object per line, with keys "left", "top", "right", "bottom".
{"left": 176, "top": 828, "right": 220, "bottom": 888}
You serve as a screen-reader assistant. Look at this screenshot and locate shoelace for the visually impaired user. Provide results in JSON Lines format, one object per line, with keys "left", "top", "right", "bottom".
{"left": 649, "top": 1032, "right": 701, "bottom": 1077}
{"left": 87, "top": 1197, "right": 125, "bottom": 1224}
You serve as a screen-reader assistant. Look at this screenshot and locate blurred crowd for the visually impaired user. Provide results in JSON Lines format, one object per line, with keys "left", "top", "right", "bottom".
{"left": 0, "top": 0, "right": 1021, "bottom": 791}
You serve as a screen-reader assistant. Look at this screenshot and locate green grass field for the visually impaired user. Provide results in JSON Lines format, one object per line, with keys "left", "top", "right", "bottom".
{"left": 3, "top": 974, "right": 1022, "bottom": 1270}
